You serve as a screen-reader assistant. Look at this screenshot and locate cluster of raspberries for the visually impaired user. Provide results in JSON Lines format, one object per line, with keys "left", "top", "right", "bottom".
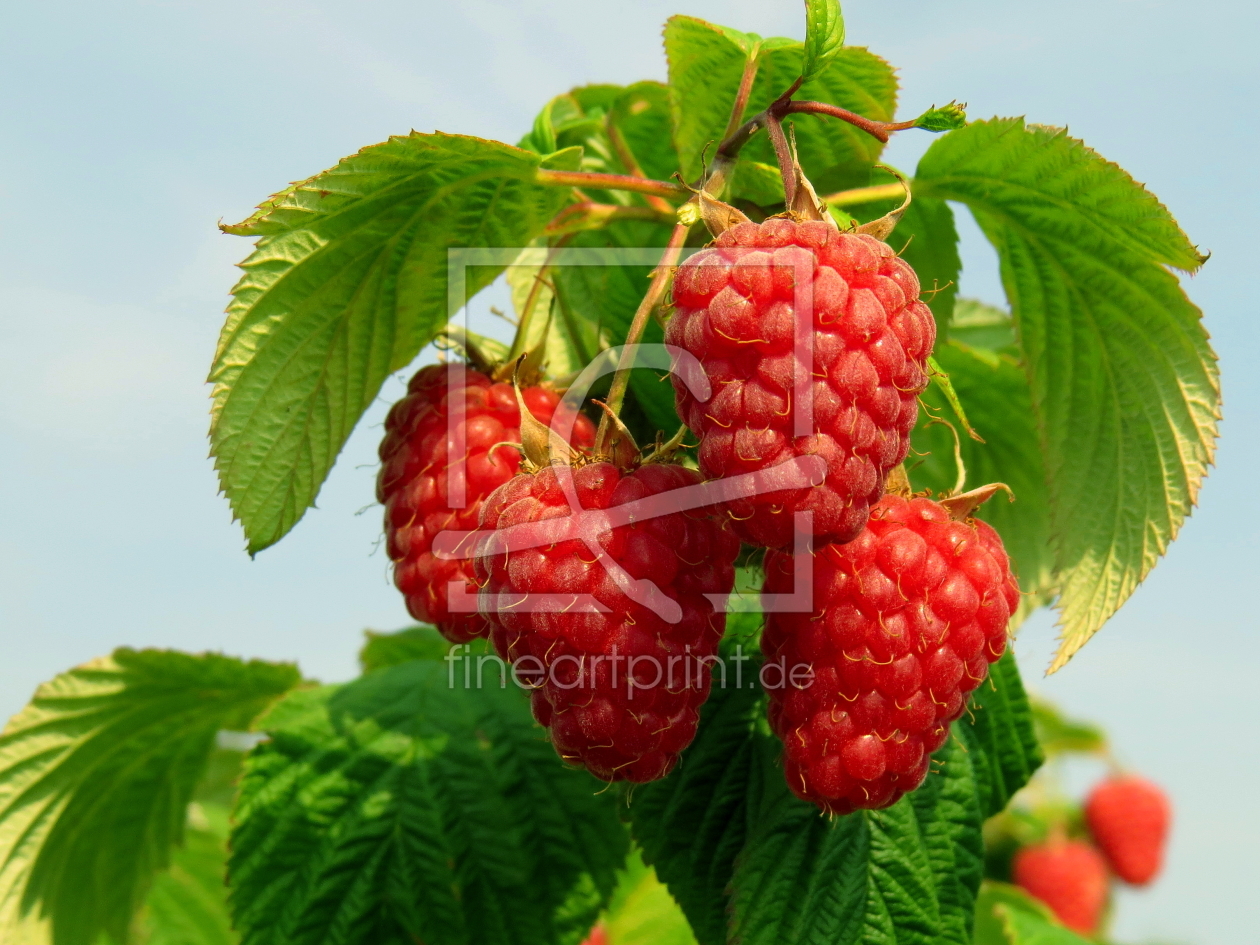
{"left": 379, "top": 217, "right": 1018, "bottom": 806}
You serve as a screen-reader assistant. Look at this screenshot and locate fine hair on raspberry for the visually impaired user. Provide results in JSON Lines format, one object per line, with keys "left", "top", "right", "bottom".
{"left": 473, "top": 460, "right": 739, "bottom": 782}
{"left": 667, "top": 218, "right": 936, "bottom": 549}
{"left": 378, "top": 364, "right": 594, "bottom": 642}
{"left": 761, "top": 492, "right": 1019, "bottom": 813}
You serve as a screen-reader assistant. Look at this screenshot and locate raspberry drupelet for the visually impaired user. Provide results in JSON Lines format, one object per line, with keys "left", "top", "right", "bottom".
{"left": 667, "top": 218, "right": 936, "bottom": 549}
{"left": 378, "top": 364, "right": 594, "bottom": 642}
{"left": 761, "top": 492, "right": 1019, "bottom": 814}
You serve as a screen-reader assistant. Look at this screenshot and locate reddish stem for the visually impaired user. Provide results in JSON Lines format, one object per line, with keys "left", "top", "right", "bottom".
{"left": 535, "top": 168, "right": 688, "bottom": 201}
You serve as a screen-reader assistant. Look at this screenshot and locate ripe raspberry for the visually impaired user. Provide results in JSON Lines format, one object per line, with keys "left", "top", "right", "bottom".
{"left": 761, "top": 492, "right": 1019, "bottom": 813}
{"left": 473, "top": 461, "right": 739, "bottom": 782}
{"left": 1084, "top": 775, "right": 1171, "bottom": 886}
{"left": 1013, "top": 838, "right": 1110, "bottom": 935}
{"left": 666, "top": 218, "right": 935, "bottom": 549}
{"left": 378, "top": 364, "right": 594, "bottom": 642}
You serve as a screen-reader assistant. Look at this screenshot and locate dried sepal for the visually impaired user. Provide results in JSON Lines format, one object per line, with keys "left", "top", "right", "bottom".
{"left": 940, "top": 482, "right": 1014, "bottom": 522}
{"left": 855, "top": 166, "right": 912, "bottom": 241}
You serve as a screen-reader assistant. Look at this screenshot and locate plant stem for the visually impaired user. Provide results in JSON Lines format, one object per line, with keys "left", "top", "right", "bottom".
{"left": 544, "top": 202, "right": 674, "bottom": 237}
{"left": 721, "top": 49, "right": 763, "bottom": 142}
{"left": 605, "top": 118, "right": 676, "bottom": 215}
{"left": 535, "top": 168, "right": 687, "bottom": 200}
{"left": 781, "top": 100, "right": 920, "bottom": 143}
{"left": 507, "top": 234, "right": 572, "bottom": 362}
{"left": 597, "top": 221, "right": 691, "bottom": 442}
{"left": 823, "top": 182, "right": 908, "bottom": 206}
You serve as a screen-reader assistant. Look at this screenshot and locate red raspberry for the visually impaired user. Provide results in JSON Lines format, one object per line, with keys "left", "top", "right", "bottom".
{"left": 1013, "top": 838, "right": 1110, "bottom": 935}
{"left": 666, "top": 218, "right": 935, "bottom": 549}
{"left": 760, "top": 493, "right": 1018, "bottom": 813}
{"left": 1084, "top": 775, "right": 1171, "bottom": 886}
{"left": 378, "top": 364, "right": 594, "bottom": 642}
{"left": 473, "top": 461, "right": 740, "bottom": 782}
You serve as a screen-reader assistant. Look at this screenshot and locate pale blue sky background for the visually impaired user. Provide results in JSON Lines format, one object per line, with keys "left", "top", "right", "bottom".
{"left": 1, "top": 1, "right": 1255, "bottom": 942}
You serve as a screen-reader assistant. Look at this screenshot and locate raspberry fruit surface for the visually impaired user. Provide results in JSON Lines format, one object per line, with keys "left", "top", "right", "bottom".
{"left": 1013, "top": 839, "right": 1109, "bottom": 935}
{"left": 473, "top": 461, "right": 739, "bottom": 782}
{"left": 666, "top": 219, "right": 935, "bottom": 548}
{"left": 761, "top": 493, "right": 1019, "bottom": 814}
{"left": 378, "top": 364, "right": 594, "bottom": 642}
{"left": 1084, "top": 775, "right": 1171, "bottom": 886}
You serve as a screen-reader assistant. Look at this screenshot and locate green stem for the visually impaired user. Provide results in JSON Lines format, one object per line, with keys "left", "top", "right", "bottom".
{"left": 544, "top": 202, "right": 674, "bottom": 237}
{"left": 595, "top": 221, "right": 691, "bottom": 449}
{"left": 535, "top": 168, "right": 687, "bottom": 200}
{"left": 507, "top": 235, "right": 572, "bottom": 362}
{"left": 823, "top": 182, "right": 908, "bottom": 206}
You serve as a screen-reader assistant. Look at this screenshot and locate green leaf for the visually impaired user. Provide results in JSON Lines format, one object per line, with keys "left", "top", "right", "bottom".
{"left": 973, "top": 882, "right": 1093, "bottom": 945}
{"left": 960, "top": 652, "right": 1043, "bottom": 819}
{"left": 802, "top": 0, "right": 845, "bottom": 82}
{"left": 869, "top": 182, "right": 961, "bottom": 332}
{"left": 229, "top": 660, "right": 627, "bottom": 945}
{"left": 0, "top": 650, "right": 299, "bottom": 945}
{"left": 609, "top": 83, "right": 681, "bottom": 185}
{"left": 727, "top": 161, "right": 785, "bottom": 207}
{"left": 911, "top": 301, "right": 1054, "bottom": 604}
{"left": 666, "top": 16, "right": 897, "bottom": 193}
{"left": 1028, "top": 697, "right": 1107, "bottom": 757}
{"left": 358, "top": 625, "right": 455, "bottom": 673}
{"left": 600, "top": 849, "right": 697, "bottom": 945}
{"left": 632, "top": 618, "right": 990, "bottom": 945}
{"left": 916, "top": 118, "right": 1218, "bottom": 670}
{"left": 913, "top": 102, "right": 967, "bottom": 133}
{"left": 134, "top": 803, "right": 237, "bottom": 945}
{"left": 212, "top": 135, "right": 581, "bottom": 554}
{"left": 550, "top": 219, "right": 683, "bottom": 440}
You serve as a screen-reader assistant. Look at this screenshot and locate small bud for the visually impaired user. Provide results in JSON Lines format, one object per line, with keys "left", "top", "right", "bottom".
{"left": 913, "top": 101, "right": 967, "bottom": 133}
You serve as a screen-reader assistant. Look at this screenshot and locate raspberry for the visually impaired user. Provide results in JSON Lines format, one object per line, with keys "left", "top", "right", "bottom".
{"left": 666, "top": 218, "right": 935, "bottom": 549}
{"left": 1084, "top": 775, "right": 1171, "bottom": 886}
{"left": 1013, "top": 838, "right": 1110, "bottom": 935}
{"left": 473, "top": 460, "right": 740, "bottom": 782}
{"left": 378, "top": 364, "right": 594, "bottom": 642}
{"left": 760, "top": 492, "right": 1019, "bottom": 813}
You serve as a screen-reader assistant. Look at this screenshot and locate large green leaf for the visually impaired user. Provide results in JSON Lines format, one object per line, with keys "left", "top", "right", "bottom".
{"left": 228, "top": 660, "right": 627, "bottom": 945}
{"left": 358, "top": 625, "right": 453, "bottom": 674}
{"left": 211, "top": 135, "right": 581, "bottom": 554}
{"left": 961, "top": 652, "right": 1043, "bottom": 819}
{"left": 0, "top": 650, "right": 299, "bottom": 945}
{"left": 911, "top": 301, "right": 1054, "bottom": 603}
{"left": 916, "top": 119, "right": 1218, "bottom": 669}
{"left": 630, "top": 614, "right": 1010, "bottom": 945}
{"left": 665, "top": 16, "right": 897, "bottom": 193}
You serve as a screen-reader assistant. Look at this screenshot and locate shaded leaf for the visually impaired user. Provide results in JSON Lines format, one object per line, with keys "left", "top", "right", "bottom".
{"left": 358, "top": 625, "right": 454, "bottom": 674}
{"left": 960, "top": 652, "right": 1043, "bottom": 819}
{"left": 229, "top": 660, "right": 627, "bottom": 945}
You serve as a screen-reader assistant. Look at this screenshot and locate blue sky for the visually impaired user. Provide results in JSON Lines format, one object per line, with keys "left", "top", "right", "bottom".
{"left": 1, "top": 1, "right": 1256, "bottom": 941}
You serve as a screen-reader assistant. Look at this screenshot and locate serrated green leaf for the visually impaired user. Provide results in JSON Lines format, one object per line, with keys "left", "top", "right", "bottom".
{"left": 961, "top": 652, "right": 1043, "bottom": 819}
{"left": 911, "top": 301, "right": 1054, "bottom": 604}
{"left": 632, "top": 622, "right": 991, "bottom": 945}
{"left": 609, "top": 83, "right": 680, "bottom": 185}
{"left": 916, "top": 118, "right": 1218, "bottom": 670}
{"left": 727, "top": 161, "right": 785, "bottom": 207}
{"left": 666, "top": 15, "right": 896, "bottom": 194}
{"left": 802, "top": 0, "right": 845, "bottom": 82}
{"left": 358, "top": 625, "right": 454, "bottom": 674}
{"left": 229, "top": 661, "right": 627, "bottom": 945}
{"left": 211, "top": 135, "right": 581, "bottom": 554}
{"left": 0, "top": 650, "right": 299, "bottom": 945}
{"left": 600, "top": 849, "right": 697, "bottom": 945}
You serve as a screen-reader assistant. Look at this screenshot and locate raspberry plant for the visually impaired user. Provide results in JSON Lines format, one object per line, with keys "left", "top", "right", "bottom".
{"left": 0, "top": 3, "right": 1216, "bottom": 945}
